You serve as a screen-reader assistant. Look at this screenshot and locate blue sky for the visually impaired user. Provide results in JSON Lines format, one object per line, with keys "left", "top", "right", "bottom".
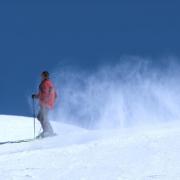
{"left": 0, "top": 2, "right": 179, "bottom": 116}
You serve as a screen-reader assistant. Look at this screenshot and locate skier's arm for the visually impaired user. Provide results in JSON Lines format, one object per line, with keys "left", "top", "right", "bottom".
{"left": 47, "top": 81, "right": 57, "bottom": 99}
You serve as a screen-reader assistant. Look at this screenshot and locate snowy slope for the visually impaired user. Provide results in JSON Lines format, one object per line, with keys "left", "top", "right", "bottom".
{"left": 0, "top": 115, "right": 180, "bottom": 180}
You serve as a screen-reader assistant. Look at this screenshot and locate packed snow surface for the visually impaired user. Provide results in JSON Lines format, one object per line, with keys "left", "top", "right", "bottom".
{"left": 0, "top": 115, "right": 180, "bottom": 180}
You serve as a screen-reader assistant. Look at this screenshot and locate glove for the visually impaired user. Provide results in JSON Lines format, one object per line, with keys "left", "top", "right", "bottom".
{"left": 32, "top": 94, "right": 37, "bottom": 99}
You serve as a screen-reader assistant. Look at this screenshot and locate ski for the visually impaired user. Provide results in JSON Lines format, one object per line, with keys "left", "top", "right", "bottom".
{"left": 0, "top": 138, "right": 35, "bottom": 145}
{"left": 0, "top": 133, "right": 57, "bottom": 145}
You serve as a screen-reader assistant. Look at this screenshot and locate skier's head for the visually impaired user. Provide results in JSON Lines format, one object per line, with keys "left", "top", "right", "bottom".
{"left": 41, "top": 71, "right": 49, "bottom": 80}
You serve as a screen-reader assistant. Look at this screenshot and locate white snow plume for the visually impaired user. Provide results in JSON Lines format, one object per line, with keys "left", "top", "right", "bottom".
{"left": 51, "top": 56, "right": 180, "bottom": 129}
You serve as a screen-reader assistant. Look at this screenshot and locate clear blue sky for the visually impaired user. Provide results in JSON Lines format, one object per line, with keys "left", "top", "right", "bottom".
{"left": 0, "top": 2, "right": 179, "bottom": 116}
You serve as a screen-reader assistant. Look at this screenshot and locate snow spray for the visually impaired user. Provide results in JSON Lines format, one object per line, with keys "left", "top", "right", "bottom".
{"left": 51, "top": 56, "right": 180, "bottom": 129}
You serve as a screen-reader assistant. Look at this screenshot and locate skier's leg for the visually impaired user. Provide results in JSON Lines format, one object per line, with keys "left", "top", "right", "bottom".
{"left": 37, "top": 106, "right": 54, "bottom": 138}
{"left": 37, "top": 108, "right": 43, "bottom": 129}
{"left": 36, "top": 107, "right": 44, "bottom": 137}
{"left": 41, "top": 107, "right": 54, "bottom": 135}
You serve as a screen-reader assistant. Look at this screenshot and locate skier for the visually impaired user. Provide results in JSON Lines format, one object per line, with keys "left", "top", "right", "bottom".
{"left": 32, "top": 71, "right": 57, "bottom": 138}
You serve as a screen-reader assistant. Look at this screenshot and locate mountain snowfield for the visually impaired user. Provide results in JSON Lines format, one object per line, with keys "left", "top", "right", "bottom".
{"left": 0, "top": 115, "right": 180, "bottom": 180}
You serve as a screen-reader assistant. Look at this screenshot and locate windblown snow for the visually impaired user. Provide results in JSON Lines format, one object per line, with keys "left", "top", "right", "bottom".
{"left": 0, "top": 115, "right": 180, "bottom": 180}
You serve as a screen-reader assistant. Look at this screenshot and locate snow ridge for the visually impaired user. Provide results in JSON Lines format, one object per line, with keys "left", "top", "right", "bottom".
{"left": 0, "top": 115, "right": 180, "bottom": 180}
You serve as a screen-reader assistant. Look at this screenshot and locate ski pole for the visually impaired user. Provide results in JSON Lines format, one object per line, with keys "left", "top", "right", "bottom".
{"left": 32, "top": 98, "right": 36, "bottom": 139}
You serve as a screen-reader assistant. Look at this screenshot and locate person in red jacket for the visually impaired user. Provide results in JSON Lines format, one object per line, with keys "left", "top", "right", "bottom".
{"left": 32, "top": 71, "right": 57, "bottom": 138}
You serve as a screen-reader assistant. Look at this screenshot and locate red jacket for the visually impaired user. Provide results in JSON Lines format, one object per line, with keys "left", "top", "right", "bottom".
{"left": 38, "top": 79, "right": 57, "bottom": 109}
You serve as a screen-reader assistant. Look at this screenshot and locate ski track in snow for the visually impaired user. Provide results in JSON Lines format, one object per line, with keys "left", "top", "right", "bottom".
{"left": 0, "top": 115, "right": 180, "bottom": 180}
